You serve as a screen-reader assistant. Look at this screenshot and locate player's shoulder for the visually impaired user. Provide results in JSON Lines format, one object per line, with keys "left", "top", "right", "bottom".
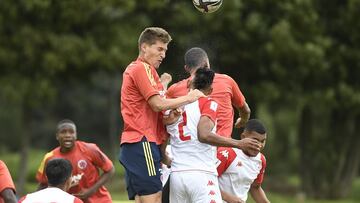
{"left": 125, "top": 58, "right": 149, "bottom": 72}
{"left": 215, "top": 73, "right": 233, "bottom": 80}
{"left": 168, "top": 78, "right": 189, "bottom": 90}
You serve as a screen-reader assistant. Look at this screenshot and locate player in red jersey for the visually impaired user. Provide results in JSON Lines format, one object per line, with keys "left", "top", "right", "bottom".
{"left": 119, "top": 27, "right": 204, "bottom": 203}
{"left": 217, "top": 119, "right": 270, "bottom": 203}
{"left": 166, "top": 47, "right": 251, "bottom": 138}
{"left": 36, "top": 119, "right": 114, "bottom": 203}
{"left": 20, "top": 158, "right": 83, "bottom": 203}
{"left": 0, "top": 160, "right": 16, "bottom": 203}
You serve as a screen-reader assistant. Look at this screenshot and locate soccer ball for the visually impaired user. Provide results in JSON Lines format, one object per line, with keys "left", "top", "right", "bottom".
{"left": 192, "top": 0, "right": 223, "bottom": 13}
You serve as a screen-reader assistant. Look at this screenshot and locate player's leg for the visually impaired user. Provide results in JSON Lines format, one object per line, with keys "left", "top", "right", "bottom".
{"left": 186, "top": 172, "right": 222, "bottom": 203}
{"left": 119, "top": 137, "right": 162, "bottom": 203}
{"left": 170, "top": 172, "right": 189, "bottom": 203}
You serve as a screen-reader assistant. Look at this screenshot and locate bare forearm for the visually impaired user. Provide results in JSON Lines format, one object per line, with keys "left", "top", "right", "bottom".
{"left": 250, "top": 186, "right": 270, "bottom": 203}
{"left": 88, "top": 167, "right": 115, "bottom": 195}
{"left": 151, "top": 96, "right": 190, "bottom": 112}
{"left": 199, "top": 132, "right": 239, "bottom": 147}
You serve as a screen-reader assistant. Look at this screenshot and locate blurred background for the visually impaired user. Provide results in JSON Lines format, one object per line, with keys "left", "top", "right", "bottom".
{"left": 0, "top": 0, "right": 359, "bottom": 202}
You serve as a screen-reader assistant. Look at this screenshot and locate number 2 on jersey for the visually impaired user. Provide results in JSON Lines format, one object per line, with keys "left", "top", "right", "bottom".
{"left": 178, "top": 111, "right": 191, "bottom": 141}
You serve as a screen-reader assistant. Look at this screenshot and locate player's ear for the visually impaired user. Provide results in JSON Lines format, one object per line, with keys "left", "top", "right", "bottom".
{"left": 140, "top": 43, "right": 147, "bottom": 53}
{"left": 240, "top": 132, "right": 246, "bottom": 139}
{"left": 184, "top": 65, "right": 190, "bottom": 73}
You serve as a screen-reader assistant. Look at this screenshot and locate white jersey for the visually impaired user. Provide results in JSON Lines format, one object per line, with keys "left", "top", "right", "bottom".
{"left": 167, "top": 97, "right": 218, "bottom": 175}
{"left": 217, "top": 147, "right": 266, "bottom": 202}
{"left": 19, "top": 187, "right": 83, "bottom": 203}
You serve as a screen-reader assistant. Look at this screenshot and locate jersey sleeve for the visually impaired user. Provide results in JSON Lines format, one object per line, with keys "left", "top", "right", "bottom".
{"left": 199, "top": 98, "right": 218, "bottom": 124}
{"left": 132, "top": 63, "right": 159, "bottom": 101}
{"left": 230, "top": 77, "right": 245, "bottom": 108}
{"left": 254, "top": 153, "right": 267, "bottom": 184}
{"left": 86, "top": 144, "right": 114, "bottom": 172}
{"left": 0, "top": 161, "right": 16, "bottom": 193}
{"left": 35, "top": 152, "right": 54, "bottom": 184}
{"left": 216, "top": 147, "right": 237, "bottom": 176}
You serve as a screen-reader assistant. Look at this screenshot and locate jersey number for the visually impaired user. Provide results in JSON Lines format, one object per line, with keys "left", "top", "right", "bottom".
{"left": 178, "top": 111, "right": 191, "bottom": 141}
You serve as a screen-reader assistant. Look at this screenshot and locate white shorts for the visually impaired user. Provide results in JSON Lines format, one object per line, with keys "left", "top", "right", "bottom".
{"left": 170, "top": 171, "right": 222, "bottom": 203}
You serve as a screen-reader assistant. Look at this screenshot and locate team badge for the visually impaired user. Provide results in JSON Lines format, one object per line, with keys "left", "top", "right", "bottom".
{"left": 77, "top": 159, "right": 87, "bottom": 169}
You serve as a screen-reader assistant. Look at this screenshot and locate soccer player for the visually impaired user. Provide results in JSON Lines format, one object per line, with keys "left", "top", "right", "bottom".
{"left": 166, "top": 68, "right": 261, "bottom": 203}
{"left": 36, "top": 119, "right": 115, "bottom": 203}
{"left": 119, "top": 27, "right": 205, "bottom": 203}
{"left": 166, "top": 47, "right": 251, "bottom": 138}
{"left": 19, "top": 158, "right": 83, "bottom": 203}
{"left": 0, "top": 160, "right": 17, "bottom": 203}
{"left": 217, "top": 119, "right": 270, "bottom": 203}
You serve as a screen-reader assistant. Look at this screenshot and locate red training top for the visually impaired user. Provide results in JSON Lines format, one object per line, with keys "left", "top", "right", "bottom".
{"left": 166, "top": 73, "right": 245, "bottom": 137}
{"left": 120, "top": 57, "right": 166, "bottom": 145}
{"left": 0, "top": 160, "right": 16, "bottom": 203}
{"left": 36, "top": 141, "right": 113, "bottom": 203}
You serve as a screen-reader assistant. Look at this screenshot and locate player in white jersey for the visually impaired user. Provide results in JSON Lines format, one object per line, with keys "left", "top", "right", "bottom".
{"left": 19, "top": 158, "right": 83, "bottom": 203}
{"left": 217, "top": 119, "right": 270, "bottom": 203}
{"left": 164, "top": 68, "right": 261, "bottom": 203}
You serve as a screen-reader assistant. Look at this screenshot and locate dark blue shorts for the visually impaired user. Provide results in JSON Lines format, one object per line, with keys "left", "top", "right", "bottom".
{"left": 119, "top": 137, "right": 162, "bottom": 200}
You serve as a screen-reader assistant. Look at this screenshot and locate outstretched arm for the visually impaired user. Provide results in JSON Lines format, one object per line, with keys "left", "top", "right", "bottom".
{"left": 1, "top": 189, "right": 17, "bottom": 203}
{"left": 234, "top": 102, "right": 251, "bottom": 128}
{"left": 197, "top": 116, "right": 260, "bottom": 152}
{"left": 220, "top": 189, "right": 244, "bottom": 203}
{"left": 250, "top": 183, "right": 270, "bottom": 203}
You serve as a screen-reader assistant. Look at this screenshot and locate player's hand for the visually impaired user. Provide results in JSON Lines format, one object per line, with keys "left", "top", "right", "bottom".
{"left": 236, "top": 138, "right": 261, "bottom": 152}
{"left": 234, "top": 117, "right": 248, "bottom": 128}
{"left": 74, "top": 188, "right": 95, "bottom": 200}
{"left": 160, "top": 73, "right": 172, "bottom": 88}
{"left": 187, "top": 89, "right": 205, "bottom": 102}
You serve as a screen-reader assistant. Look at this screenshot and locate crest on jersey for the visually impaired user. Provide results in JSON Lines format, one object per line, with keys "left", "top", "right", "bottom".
{"left": 210, "top": 101, "right": 218, "bottom": 111}
{"left": 77, "top": 159, "right": 87, "bottom": 169}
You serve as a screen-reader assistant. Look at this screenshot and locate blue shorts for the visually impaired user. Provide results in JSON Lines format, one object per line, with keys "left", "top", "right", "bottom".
{"left": 119, "top": 137, "right": 162, "bottom": 200}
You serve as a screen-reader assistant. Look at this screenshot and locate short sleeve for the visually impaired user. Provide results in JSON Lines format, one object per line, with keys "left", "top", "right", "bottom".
{"left": 35, "top": 152, "right": 54, "bottom": 184}
{"left": 230, "top": 77, "right": 245, "bottom": 108}
{"left": 131, "top": 63, "right": 160, "bottom": 101}
{"left": 254, "top": 153, "right": 266, "bottom": 184}
{"left": 0, "top": 160, "right": 16, "bottom": 193}
{"left": 199, "top": 98, "right": 218, "bottom": 124}
{"left": 216, "top": 147, "right": 237, "bottom": 176}
{"left": 87, "top": 144, "right": 114, "bottom": 172}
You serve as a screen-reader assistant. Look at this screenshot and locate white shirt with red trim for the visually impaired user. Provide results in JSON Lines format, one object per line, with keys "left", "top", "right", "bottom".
{"left": 217, "top": 147, "right": 266, "bottom": 202}
{"left": 19, "top": 187, "right": 83, "bottom": 203}
{"left": 166, "top": 97, "right": 218, "bottom": 175}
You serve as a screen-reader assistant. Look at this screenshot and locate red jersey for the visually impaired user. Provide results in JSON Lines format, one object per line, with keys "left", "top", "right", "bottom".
{"left": 167, "top": 73, "right": 245, "bottom": 137}
{"left": 36, "top": 141, "right": 113, "bottom": 203}
{"left": 120, "top": 57, "right": 166, "bottom": 145}
{"left": 0, "top": 160, "right": 16, "bottom": 203}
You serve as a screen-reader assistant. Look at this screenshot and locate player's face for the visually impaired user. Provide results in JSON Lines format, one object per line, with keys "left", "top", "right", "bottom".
{"left": 141, "top": 40, "right": 168, "bottom": 69}
{"left": 56, "top": 125, "right": 77, "bottom": 152}
{"left": 243, "top": 131, "right": 267, "bottom": 157}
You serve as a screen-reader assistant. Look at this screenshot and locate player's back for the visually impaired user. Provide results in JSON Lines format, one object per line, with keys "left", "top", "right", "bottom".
{"left": 167, "top": 97, "right": 218, "bottom": 174}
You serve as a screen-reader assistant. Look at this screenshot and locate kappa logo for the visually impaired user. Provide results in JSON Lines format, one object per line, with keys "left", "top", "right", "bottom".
{"left": 209, "top": 190, "right": 216, "bottom": 195}
{"left": 210, "top": 200, "right": 217, "bottom": 203}
{"left": 236, "top": 161, "right": 242, "bottom": 167}
{"left": 77, "top": 159, "right": 87, "bottom": 169}
{"left": 220, "top": 150, "right": 229, "bottom": 159}
{"left": 207, "top": 180, "right": 215, "bottom": 186}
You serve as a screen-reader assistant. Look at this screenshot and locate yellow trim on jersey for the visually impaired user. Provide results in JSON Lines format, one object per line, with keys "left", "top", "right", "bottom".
{"left": 37, "top": 152, "right": 54, "bottom": 174}
{"left": 142, "top": 142, "right": 156, "bottom": 176}
{"left": 142, "top": 62, "right": 157, "bottom": 86}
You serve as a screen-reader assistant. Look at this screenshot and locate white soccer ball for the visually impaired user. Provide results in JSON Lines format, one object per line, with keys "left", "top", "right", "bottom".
{"left": 192, "top": 0, "right": 223, "bottom": 13}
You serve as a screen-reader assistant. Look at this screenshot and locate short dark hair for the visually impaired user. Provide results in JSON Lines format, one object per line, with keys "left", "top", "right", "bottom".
{"left": 46, "top": 158, "right": 73, "bottom": 186}
{"left": 192, "top": 67, "right": 215, "bottom": 91}
{"left": 184, "top": 47, "right": 209, "bottom": 70}
{"left": 244, "top": 119, "right": 267, "bottom": 135}
{"left": 56, "top": 119, "right": 76, "bottom": 132}
{"left": 138, "top": 27, "right": 172, "bottom": 48}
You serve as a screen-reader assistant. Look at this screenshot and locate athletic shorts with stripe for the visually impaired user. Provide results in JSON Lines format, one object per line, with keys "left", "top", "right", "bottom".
{"left": 119, "top": 137, "right": 162, "bottom": 200}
